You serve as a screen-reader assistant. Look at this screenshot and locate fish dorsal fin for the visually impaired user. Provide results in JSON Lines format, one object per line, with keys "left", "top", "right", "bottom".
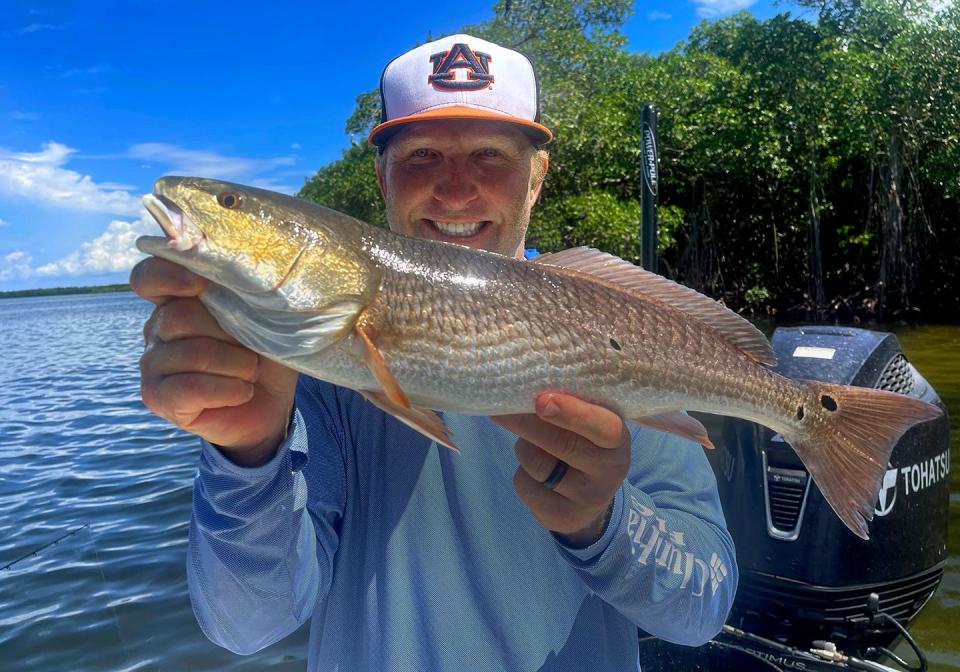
{"left": 532, "top": 247, "right": 776, "bottom": 366}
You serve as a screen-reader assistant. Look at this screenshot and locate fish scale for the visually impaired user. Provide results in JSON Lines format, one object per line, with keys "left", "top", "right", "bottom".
{"left": 138, "top": 176, "right": 943, "bottom": 540}
{"left": 363, "top": 229, "right": 764, "bottom": 419}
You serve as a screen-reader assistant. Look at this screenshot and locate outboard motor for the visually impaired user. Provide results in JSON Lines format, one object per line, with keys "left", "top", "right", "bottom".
{"left": 641, "top": 326, "right": 950, "bottom": 671}
{"left": 712, "top": 326, "right": 949, "bottom": 655}
{"left": 712, "top": 326, "right": 950, "bottom": 655}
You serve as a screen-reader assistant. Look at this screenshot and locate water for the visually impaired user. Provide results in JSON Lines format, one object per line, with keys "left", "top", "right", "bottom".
{"left": 0, "top": 293, "right": 308, "bottom": 671}
{"left": 888, "top": 326, "right": 960, "bottom": 670}
{"left": 0, "top": 292, "right": 956, "bottom": 671}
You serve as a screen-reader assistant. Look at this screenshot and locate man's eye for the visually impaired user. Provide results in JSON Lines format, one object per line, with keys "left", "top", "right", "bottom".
{"left": 481, "top": 148, "right": 499, "bottom": 157}
{"left": 413, "top": 148, "right": 431, "bottom": 158}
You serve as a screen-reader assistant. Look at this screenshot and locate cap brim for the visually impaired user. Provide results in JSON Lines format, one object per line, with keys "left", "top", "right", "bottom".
{"left": 368, "top": 106, "right": 553, "bottom": 147}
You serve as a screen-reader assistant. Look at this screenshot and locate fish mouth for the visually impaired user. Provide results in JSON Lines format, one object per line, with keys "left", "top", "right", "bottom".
{"left": 143, "top": 192, "right": 205, "bottom": 252}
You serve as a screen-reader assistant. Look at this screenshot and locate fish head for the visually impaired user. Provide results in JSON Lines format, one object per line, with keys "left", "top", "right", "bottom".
{"left": 137, "top": 176, "right": 378, "bottom": 361}
{"left": 140, "top": 176, "right": 324, "bottom": 294}
{"left": 137, "top": 176, "right": 374, "bottom": 306}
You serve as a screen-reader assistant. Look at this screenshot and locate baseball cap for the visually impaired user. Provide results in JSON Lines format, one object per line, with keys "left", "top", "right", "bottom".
{"left": 368, "top": 34, "right": 553, "bottom": 147}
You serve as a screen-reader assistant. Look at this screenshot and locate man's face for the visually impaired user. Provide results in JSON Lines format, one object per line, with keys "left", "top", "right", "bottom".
{"left": 376, "top": 119, "right": 547, "bottom": 259}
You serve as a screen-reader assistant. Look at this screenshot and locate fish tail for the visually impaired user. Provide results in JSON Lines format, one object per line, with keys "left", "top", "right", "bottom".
{"left": 783, "top": 381, "right": 942, "bottom": 540}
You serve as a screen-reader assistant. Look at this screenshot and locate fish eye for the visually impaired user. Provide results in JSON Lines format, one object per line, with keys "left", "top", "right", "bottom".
{"left": 217, "top": 191, "right": 242, "bottom": 209}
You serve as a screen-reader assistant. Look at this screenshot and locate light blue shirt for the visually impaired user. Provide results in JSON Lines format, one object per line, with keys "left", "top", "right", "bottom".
{"left": 188, "top": 376, "right": 738, "bottom": 671}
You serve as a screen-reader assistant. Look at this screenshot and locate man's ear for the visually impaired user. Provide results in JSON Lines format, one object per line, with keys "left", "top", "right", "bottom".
{"left": 529, "top": 151, "right": 549, "bottom": 206}
{"left": 375, "top": 152, "right": 387, "bottom": 198}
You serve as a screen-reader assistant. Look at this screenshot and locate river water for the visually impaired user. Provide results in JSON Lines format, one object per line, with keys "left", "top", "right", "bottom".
{"left": 0, "top": 292, "right": 956, "bottom": 671}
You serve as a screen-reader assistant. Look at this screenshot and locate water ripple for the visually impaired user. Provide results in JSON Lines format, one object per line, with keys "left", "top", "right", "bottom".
{"left": 1, "top": 292, "right": 955, "bottom": 671}
{"left": 0, "top": 293, "right": 309, "bottom": 671}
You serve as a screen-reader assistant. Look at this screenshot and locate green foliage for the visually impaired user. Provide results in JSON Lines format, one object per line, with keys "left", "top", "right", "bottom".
{"left": 0, "top": 284, "right": 130, "bottom": 299}
{"left": 657, "top": 205, "right": 683, "bottom": 253}
{"left": 299, "top": 0, "right": 960, "bottom": 321}
{"left": 298, "top": 142, "right": 385, "bottom": 227}
{"left": 530, "top": 190, "right": 641, "bottom": 260}
{"left": 345, "top": 90, "right": 382, "bottom": 139}
{"left": 744, "top": 285, "right": 771, "bottom": 308}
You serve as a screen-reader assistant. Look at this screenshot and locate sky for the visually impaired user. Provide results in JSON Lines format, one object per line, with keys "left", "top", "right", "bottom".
{"left": 0, "top": 0, "right": 797, "bottom": 292}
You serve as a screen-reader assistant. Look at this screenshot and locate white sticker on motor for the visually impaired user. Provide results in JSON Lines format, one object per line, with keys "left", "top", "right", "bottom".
{"left": 792, "top": 346, "right": 836, "bottom": 360}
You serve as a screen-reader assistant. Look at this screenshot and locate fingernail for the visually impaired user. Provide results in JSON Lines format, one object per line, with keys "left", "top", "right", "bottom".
{"left": 539, "top": 398, "right": 560, "bottom": 418}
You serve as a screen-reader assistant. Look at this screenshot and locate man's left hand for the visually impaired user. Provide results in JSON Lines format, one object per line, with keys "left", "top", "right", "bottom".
{"left": 492, "top": 393, "right": 631, "bottom": 547}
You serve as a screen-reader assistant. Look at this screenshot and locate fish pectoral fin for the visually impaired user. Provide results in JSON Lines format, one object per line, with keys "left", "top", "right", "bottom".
{"left": 355, "top": 321, "right": 410, "bottom": 408}
{"left": 354, "top": 319, "right": 458, "bottom": 451}
{"left": 360, "top": 390, "right": 459, "bottom": 452}
{"left": 631, "top": 411, "right": 715, "bottom": 449}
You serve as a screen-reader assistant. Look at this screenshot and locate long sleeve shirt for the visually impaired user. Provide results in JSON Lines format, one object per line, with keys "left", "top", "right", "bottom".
{"left": 187, "top": 376, "right": 738, "bottom": 671}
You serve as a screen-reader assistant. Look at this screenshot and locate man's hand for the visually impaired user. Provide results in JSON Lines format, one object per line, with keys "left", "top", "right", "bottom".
{"left": 492, "top": 393, "right": 631, "bottom": 547}
{"left": 131, "top": 256, "right": 299, "bottom": 467}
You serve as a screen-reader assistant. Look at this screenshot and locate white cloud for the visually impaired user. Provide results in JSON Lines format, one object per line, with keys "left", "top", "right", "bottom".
{"left": 0, "top": 250, "right": 36, "bottom": 281}
{"left": 0, "top": 142, "right": 142, "bottom": 215}
{"left": 20, "top": 23, "right": 55, "bottom": 33}
{"left": 126, "top": 143, "right": 295, "bottom": 182}
{"left": 98, "top": 180, "right": 139, "bottom": 191}
{"left": 0, "top": 213, "right": 153, "bottom": 282}
{"left": 35, "top": 214, "right": 155, "bottom": 277}
{"left": 693, "top": 0, "right": 756, "bottom": 18}
{"left": 5, "top": 23, "right": 68, "bottom": 37}
{"left": 11, "top": 143, "right": 71, "bottom": 163}
{"left": 58, "top": 64, "right": 110, "bottom": 79}
{"left": 649, "top": 11, "right": 672, "bottom": 20}
{"left": 0, "top": 211, "right": 156, "bottom": 282}
{"left": 0, "top": 217, "right": 6, "bottom": 227}
{"left": 1, "top": 140, "right": 303, "bottom": 286}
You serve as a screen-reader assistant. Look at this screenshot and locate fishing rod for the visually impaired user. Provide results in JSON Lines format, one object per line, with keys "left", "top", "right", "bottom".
{"left": 1, "top": 524, "right": 90, "bottom": 571}
{"left": 639, "top": 103, "right": 658, "bottom": 272}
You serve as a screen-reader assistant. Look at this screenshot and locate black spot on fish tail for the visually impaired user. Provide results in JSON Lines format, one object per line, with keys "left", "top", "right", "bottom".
{"left": 821, "top": 395, "right": 838, "bottom": 412}
{"left": 609, "top": 338, "right": 622, "bottom": 351}
{"left": 796, "top": 405, "right": 805, "bottom": 421}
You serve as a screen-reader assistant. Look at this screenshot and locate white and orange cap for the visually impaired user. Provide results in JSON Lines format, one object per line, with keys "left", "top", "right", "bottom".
{"left": 368, "top": 34, "right": 553, "bottom": 147}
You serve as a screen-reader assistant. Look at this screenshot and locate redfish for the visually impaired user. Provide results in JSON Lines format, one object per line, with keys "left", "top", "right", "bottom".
{"left": 137, "top": 177, "right": 943, "bottom": 540}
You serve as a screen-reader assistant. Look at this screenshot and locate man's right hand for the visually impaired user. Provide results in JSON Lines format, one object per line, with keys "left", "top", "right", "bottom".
{"left": 131, "top": 256, "right": 299, "bottom": 467}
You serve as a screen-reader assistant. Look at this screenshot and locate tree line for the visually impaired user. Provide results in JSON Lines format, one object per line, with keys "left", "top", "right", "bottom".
{"left": 299, "top": 0, "right": 960, "bottom": 322}
{"left": 0, "top": 284, "right": 131, "bottom": 300}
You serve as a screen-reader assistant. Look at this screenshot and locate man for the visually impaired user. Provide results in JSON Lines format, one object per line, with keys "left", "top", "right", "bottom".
{"left": 132, "top": 34, "right": 737, "bottom": 671}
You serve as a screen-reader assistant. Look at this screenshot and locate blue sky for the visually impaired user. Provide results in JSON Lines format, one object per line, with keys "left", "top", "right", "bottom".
{"left": 0, "top": 0, "right": 796, "bottom": 291}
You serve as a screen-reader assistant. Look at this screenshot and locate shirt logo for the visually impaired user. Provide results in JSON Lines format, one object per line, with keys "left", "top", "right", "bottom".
{"left": 428, "top": 43, "right": 494, "bottom": 91}
{"left": 626, "top": 496, "right": 729, "bottom": 597}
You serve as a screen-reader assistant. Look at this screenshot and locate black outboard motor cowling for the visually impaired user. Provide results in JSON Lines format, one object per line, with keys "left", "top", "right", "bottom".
{"left": 704, "top": 326, "right": 950, "bottom": 656}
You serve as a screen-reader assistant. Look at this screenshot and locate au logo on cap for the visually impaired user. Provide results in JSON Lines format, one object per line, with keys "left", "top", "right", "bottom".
{"left": 428, "top": 43, "right": 494, "bottom": 91}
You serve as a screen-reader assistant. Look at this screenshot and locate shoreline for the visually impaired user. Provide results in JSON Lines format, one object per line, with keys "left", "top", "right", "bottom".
{"left": 0, "top": 284, "right": 131, "bottom": 300}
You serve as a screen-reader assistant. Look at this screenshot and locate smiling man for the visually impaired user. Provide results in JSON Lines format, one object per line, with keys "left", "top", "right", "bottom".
{"left": 131, "top": 34, "right": 737, "bottom": 671}
{"left": 376, "top": 120, "right": 547, "bottom": 256}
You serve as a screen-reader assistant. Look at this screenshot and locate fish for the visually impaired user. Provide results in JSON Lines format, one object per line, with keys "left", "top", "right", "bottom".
{"left": 137, "top": 176, "right": 943, "bottom": 540}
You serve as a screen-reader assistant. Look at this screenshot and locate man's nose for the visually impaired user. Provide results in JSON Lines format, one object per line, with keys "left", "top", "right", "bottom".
{"left": 433, "top": 161, "right": 480, "bottom": 208}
